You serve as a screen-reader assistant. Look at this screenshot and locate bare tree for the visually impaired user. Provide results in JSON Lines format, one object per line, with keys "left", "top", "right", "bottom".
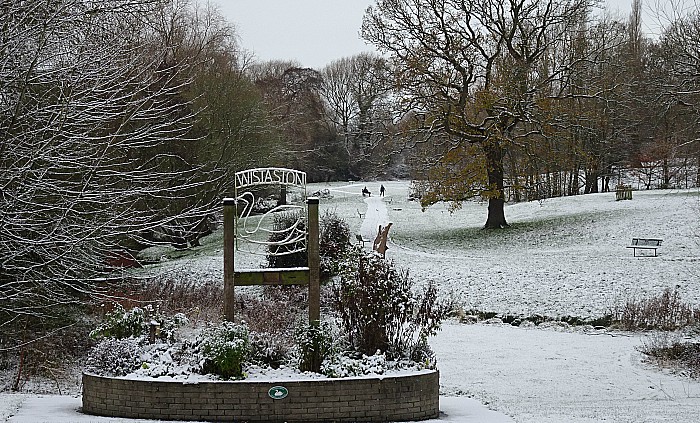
{"left": 0, "top": 0, "right": 215, "bottom": 347}
{"left": 320, "top": 53, "right": 395, "bottom": 177}
{"left": 362, "top": 0, "right": 599, "bottom": 228}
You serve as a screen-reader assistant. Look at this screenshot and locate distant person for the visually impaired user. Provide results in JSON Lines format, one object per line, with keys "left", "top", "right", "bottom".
{"left": 362, "top": 186, "right": 371, "bottom": 197}
{"left": 380, "top": 184, "right": 385, "bottom": 197}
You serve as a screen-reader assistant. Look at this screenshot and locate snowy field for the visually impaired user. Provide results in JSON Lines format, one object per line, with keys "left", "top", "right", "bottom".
{"left": 2, "top": 181, "right": 700, "bottom": 422}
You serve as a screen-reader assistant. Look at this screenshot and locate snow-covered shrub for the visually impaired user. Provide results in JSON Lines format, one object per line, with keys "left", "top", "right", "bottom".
{"left": 90, "top": 304, "right": 188, "bottom": 342}
{"left": 319, "top": 210, "right": 351, "bottom": 279}
{"left": 294, "top": 321, "right": 338, "bottom": 372}
{"left": 196, "top": 322, "right": 250, "bottom": 379}
{"left": 332, "top": 252, "right": 448, "bottom": 363}
{"left": 85, "top": 338, "right": 142, "bottom": 376}
{"left": 249, "top": 331, "right": 290, "bottom": 369}
{"left": 616, "top": 288, "right": 700, "bottom": 330}
{"left": 133, "top": 342, "right": 199, "bottom": 379}
{"left": 639, "top": 332, "right": 700, "bottom": 378}
{"left": 321, "top": 351, "right": 427, "bottom": 378}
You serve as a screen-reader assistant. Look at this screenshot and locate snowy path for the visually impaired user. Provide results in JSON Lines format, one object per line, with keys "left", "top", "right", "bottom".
{"left": 432, "top": 323, "right": 700, "bottom": 423}
{"left": 359, "top": 195, "right": 390, "bottom": 240}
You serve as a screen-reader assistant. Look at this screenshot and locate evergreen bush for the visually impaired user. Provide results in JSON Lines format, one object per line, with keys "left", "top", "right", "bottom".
{"left": 266, "top": 209, "right": 351, "bottom": 280}
{"left": 196, "top": 321, "right": 250, "bottom": 379}
{"left": 319, "top": 210, "right": 351, "bottom": 279}
{"left": 294, "top": 320, "right": 338, "bottom": 372}
{"left": 266, "top": 211, "right": 307, "bottom": 268}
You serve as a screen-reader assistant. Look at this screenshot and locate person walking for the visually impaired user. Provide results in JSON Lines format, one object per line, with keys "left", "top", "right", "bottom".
{"left": 380, "top": 184, "right": 385, "bottom": 197}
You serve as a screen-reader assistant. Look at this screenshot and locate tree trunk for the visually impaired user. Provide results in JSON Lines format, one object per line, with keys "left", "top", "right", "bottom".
{"left": 483, "top": 141, "right": 508, "bottom": 229}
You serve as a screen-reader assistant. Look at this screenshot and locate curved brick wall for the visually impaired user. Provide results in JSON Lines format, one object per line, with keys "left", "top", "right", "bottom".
{"left": 82, "top": 370, "right": 439, "bottom": 422}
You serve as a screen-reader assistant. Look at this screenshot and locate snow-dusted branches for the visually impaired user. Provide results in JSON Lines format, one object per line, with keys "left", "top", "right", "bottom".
{"left": 0, "top": 0, "right": 222, "bottom": 338}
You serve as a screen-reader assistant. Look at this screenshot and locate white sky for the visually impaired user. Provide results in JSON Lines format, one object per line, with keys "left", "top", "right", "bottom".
{"left": 211, "top": 0, "right": 670, "bottom": 70}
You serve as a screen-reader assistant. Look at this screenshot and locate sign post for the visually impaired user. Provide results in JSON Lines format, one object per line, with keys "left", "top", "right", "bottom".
{"left": 307, "top": 197, "right": 320, "bottom": 323}
{"left": 223, "top": 168, "right": 319, "bottom": 326}
{"left": 223, "top": 198, "right": 236, "bottom": 322}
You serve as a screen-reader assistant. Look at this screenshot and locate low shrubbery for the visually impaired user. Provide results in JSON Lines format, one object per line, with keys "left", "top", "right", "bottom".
{"left": 333, "top": 251, "right": 448, "bottom": 363}
{"left": 197, "top": 322, "right": 250, "bottom": 379}
{"left": 615, "top": 288, "right": 700, "bottom": 331}
{"left": 86, "top": 214, "right": 448, "bottom": 381}
{"left": 90, "top": 303, "right": 188, "bottom": 342}
{"left": 617, "top": 289, "right": 700, "bottom": 378}
{"left": 85, "top": 338, "right": 143, "bottom": 377}
{"left": 639, "top": 332, "right": 700, "bottom": 378}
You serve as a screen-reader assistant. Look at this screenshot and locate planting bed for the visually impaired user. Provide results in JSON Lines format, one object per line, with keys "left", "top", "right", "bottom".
{"left": 82, "top": 370, "right": 439, "bottom": 422}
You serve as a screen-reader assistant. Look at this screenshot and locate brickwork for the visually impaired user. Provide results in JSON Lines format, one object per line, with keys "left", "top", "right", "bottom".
{"left": 82, "top": 370, "right": 439, "bottom": 422}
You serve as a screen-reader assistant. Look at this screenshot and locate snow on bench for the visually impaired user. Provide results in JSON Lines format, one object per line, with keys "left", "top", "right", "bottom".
{"left": 627, "top": 238, "right": 662, "bottom": 257}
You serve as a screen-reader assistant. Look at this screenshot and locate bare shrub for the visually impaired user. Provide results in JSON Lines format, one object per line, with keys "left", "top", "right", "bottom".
{"left": 234, "top": 286, "right": 308, "bottom": 368}
{"left": 639, "top": 333, "right": 700, "bottom": 378}
{"left": 126, "top": 275, "right": 224, "bottom": 325}
{"left": 615, "top": 288, "right": 700, "bottom": 331}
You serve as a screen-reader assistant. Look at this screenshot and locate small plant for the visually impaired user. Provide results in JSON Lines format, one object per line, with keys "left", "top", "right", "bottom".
{"left": 321, "top": 350, "right": 430, "bottom": 378}
{"left": 90, "top": 304, "right": 188, "bottom": 342}
{"left": 249, "top": 331, "right": 290, "bottom": 369}
{"left": 196, "top": 321, "right": 250, "bottom": 379}
{"left": 638, "top": 332, "right": 700, "bottom": 377}
{"left": 85, "top": 338, "right": 142, "bottom": 376}
{"left": 294, "top": 320, "right": 338, "bottom": 373}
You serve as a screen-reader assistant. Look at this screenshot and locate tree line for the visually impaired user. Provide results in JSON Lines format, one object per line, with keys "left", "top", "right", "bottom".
{"left": 1, "top": 0, "right": 699, "bottom": 351}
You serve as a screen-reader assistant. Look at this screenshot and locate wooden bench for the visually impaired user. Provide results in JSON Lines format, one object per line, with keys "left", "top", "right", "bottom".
{"left": 357, "top": 209, "right": 365, "bottom": 219}
{"left": 627, "top": 238, "right": 662, "bottom": 257}
{"left": 355, "top": 234, "right": 370, "bottom": 247}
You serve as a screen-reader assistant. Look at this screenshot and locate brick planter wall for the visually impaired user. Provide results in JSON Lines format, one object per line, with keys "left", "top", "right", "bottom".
{"left": 82, "top": 370, "right": 439, "bottom": 422}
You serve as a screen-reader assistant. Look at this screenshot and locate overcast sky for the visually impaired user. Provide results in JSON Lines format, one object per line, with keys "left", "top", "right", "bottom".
{"left": 210, "top": 0, "right": 667, "bottom": 70}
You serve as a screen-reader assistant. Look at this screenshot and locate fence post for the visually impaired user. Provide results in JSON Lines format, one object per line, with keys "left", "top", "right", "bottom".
{"left": 307, "top": 197, "right": 320, "bottom": 324}
{"left": 223, "top": 198, "right": 236, "bottom": 321}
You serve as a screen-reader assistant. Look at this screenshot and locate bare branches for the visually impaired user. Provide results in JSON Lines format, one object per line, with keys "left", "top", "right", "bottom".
{"left": 0, "top": 0, "right": 228, "bottom": 339}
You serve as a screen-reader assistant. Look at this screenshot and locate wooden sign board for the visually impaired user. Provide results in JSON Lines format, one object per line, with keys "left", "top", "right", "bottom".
{"left": 234, "top": 268, "right": 310, "bottom": 286}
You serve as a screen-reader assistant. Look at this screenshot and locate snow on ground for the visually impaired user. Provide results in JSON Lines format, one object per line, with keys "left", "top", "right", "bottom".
{"left": 434, "top": 323, "right": 700, "bottom": 423}
{"left": 0, "top": 394, "right": 513, "bottom": 423}
{"left": 2, "top": 181, "right": 700, "bottom": 422}
{"left": 364, "top": 182, "right": 700, "bottom": 320}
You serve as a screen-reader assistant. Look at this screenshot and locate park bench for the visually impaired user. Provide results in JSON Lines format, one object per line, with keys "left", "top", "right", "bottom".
{"left": 355, "top": 234, "right": 370, "bottom": 247}
{"left": 357, "top": 209, "right": 365, "bottom": 219}
{"left": 627, "top": 238, "right": 662, "bottom": 257}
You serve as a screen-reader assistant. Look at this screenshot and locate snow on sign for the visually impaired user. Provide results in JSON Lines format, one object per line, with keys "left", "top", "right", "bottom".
{"left": 268, "top": 386, "right": 289, "bottom": 400}
{"left": 235, "top": 167, "right": 306, "bottom": 189}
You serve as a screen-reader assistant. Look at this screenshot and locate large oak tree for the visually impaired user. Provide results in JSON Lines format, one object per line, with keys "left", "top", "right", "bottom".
{"left": 362, "top": 0, "right": 597, "bottom": 228}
